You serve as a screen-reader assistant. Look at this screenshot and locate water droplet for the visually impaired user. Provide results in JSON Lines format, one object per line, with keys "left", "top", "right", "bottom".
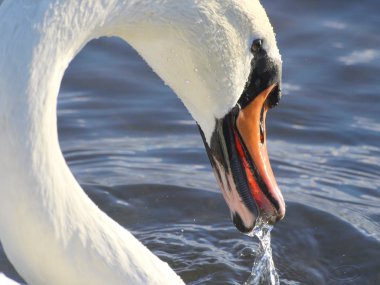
{"left": 240, "top": 247, "right": 255, "bottom": 258}
{"left": 329, "top": 265, "right": 360, "bottom": 282}
{"left": 245, "top": 220, "right": 280, "bottom": 285}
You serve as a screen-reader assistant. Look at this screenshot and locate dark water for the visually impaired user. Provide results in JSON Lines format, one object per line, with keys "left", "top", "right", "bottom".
{"left": 1, "top": 0, "right": 379, "bottom": 284}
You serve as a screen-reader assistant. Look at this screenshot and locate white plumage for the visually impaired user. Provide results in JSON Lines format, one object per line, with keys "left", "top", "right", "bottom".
{"left": 0, "top": 273, "right": 22, "bottom": 285}
{"left": 0, "top": 0, "right": 279, "bottom": 284}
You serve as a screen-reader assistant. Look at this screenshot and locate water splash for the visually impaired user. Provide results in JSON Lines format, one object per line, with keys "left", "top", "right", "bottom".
{"left": 244, "top": 220, "right": 279, "bottom": 285}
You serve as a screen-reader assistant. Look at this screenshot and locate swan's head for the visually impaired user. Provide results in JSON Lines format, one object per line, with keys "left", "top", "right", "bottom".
{"left": 122, "top": 0, "right": 285, "bottom": 232}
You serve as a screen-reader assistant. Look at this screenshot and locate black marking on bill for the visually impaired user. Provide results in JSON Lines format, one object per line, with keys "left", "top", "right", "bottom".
{"left": 238, "top": 46, "right": 282, "bottom": 109}
{"left": 222, "top": 110, "right": 258, "bottom": 214}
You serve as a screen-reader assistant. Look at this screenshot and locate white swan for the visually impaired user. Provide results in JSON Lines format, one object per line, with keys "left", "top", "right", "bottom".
{"left": 0, "top": 0, "right": 285, "bottom": 284}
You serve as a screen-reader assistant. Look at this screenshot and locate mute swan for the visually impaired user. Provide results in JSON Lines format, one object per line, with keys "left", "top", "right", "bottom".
{"left": 0, "top": 0, "right": 285, "bottom": 284}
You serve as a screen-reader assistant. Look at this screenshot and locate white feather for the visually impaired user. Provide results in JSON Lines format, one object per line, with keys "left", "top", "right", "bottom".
{"left": 0, "top": 274, "right": 22, "bottom": 285}
{"left": 0, "top": 0, "right": 279, "bottom": 284}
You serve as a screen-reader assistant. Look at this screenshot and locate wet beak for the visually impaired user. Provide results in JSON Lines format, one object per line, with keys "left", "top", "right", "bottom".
{"left": 235, "top": 84, "right": 285, "bottom": 224}
{"left": 200, "top": 84, "right": 285, "bottom": 233}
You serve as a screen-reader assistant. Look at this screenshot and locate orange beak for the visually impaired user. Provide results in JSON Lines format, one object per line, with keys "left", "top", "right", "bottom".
{"left": 235, "top": 84, "right": 285, "bottom": 223}
{"left": 198, "top": 39, "right": 285, "bottom": 232}
{"left": 199, "top": 84, "right": 285, "bottom": 233}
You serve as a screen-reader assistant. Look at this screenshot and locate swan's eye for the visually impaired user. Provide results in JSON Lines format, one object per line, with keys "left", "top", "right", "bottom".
{"left": 251, "top": 39, "right": 263, "bottom": 53}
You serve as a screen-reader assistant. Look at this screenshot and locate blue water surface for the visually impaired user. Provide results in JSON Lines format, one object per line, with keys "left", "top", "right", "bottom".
{"left": 0, "top": 0, "right": 379, "bottom": 284}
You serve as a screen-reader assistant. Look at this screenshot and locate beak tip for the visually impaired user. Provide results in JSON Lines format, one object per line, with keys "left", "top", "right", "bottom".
{"left": 232, "top": 203, "right": 285, "bottom": 232}
{"left": 277, "top": 205, "right": 286, "bottom": 222}
{"left": 269, "top": 203, "right": 286, "bottom": 225}
{"left": 232, "top": 213, "right": 255, "bottom": 234}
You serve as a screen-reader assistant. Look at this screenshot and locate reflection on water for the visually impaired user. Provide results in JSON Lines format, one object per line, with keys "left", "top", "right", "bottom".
{"left": 1, "top": 0, "right": 380, "bottom": 284}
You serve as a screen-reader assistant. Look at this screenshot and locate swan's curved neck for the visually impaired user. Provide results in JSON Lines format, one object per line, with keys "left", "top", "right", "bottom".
{"left": 0, "top": 1, "right": 184, "bottom": 284}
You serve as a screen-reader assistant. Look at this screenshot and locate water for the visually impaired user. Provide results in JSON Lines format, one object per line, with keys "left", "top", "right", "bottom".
{"left": 1, "top": 0, "right": 380, "bottom": 284}
{"left": 245, "top": 223, "right": 279, "bottom": 285}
